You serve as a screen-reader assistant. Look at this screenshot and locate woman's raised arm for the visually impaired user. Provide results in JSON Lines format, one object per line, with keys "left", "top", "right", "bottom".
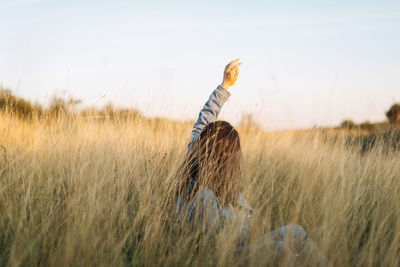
{"left": 187, "top": 59, "right": 242, "bottom": 151}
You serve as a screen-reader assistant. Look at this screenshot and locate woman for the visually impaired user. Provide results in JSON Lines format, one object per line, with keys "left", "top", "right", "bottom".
{"left": 176, "top": 59, "right": 330, "bottom": 266}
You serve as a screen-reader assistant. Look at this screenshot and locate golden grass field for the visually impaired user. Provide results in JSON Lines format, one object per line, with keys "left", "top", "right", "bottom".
{"left": 0, "top": 113, "right": 399, "bottom": 266}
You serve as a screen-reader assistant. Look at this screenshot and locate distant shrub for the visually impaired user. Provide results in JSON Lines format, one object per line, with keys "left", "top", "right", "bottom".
{"left": 386, "top": 103, "right": 400, "bottom": 124}
{"left": 101, "top": 103, "right": 142, "bottom": 120}
{"left": 80, "top": 103, "right": 142, "bottom": 121}
{"left": 360, "top": 121, "right": 374, "bottom": 131}
{"left": 346, "top": 128, "right": 400, "bottom": 154}
{"left": 340, "top": 120, "right": 357, "bottom": 129}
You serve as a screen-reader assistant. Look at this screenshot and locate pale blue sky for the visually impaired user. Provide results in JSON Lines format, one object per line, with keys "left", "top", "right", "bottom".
{"left": 1, "top": 0, "right": 399, "bottom": 130}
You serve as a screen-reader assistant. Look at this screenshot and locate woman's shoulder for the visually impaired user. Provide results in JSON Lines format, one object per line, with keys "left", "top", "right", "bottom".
{"left": 199, "top": 187, "right": 217, "bottom": 199}
{"left": 190, "top": 187, "right": 221, "bottom": 209}
{"left": 176, "top": 187, "right": 220, "bottom": 212}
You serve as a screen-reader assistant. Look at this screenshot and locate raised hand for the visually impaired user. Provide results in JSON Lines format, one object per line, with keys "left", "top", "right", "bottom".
{"left": 221, "top": 59, "right": 242, "bottom": 90}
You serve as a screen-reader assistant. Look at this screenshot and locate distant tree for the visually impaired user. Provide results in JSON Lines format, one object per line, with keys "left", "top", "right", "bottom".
{"left": 0, "top": 88, "right": 43, "bottom": 118}
{"left": 0, "top": 89, "right": 16, "bottom": 113}
{"left": 386, "top": 103, "right": 400, "bottom": 124}
{"left": 48, "top": 96, "right": 81, "bottom": 116}
{"left": 49, "top": 97, "right": 68, "bottom": 116}
{"left": 68, "top": 97, "right": 82, "bottom": 110}
{"left": 340, "top": 120, "right": 356, "bottom": 129}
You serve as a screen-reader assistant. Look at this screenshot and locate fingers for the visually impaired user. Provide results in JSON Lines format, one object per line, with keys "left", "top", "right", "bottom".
{"left": 234, "top": 62, "right": 242, "bottom": 69}
{"left": 226, "top": 63, "right": 242, "bottom": 79}
{"left": 230, "top": 61, "right": 242, "bottom": 73}
{"left": 233, "top": 63, "right": 241, "bottom": 80}
{"left": 232, "top": 63, "right": 241, "bottom": 82}
{"left": 231, "top": 62, "right": 242, "bottom": 75}
{"left": 222, "top": 59, "right": 242, "bottom": 87}
{"left": 226, "top": 58, "right": 240, "bottom": 72}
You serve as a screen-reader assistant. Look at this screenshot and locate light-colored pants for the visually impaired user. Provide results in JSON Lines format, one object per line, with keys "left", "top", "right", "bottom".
{"left": 246, "top": 224, "right": 331, "bottom": 266}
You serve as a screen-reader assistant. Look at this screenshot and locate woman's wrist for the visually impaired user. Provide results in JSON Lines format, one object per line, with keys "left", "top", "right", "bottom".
{"left": 220, "top": 82, "right": 230, "bottom": 90}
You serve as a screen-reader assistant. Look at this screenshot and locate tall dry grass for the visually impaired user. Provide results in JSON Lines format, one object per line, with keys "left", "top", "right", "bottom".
{"left": 0, "top": 113, "right": 399, "bottom": 266}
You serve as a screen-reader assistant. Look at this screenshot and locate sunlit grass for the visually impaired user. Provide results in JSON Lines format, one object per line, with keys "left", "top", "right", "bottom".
{"left": 0, "top": 113, "right": 399, "bottom": 266}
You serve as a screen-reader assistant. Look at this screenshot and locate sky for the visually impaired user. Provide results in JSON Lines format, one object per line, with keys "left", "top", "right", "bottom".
{"left": 0, "top": 0, "right": 399, "bottom": 130}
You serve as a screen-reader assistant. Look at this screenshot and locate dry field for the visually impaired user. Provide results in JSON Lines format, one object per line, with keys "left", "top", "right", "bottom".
{"left": 0, "top": 113, "right": 399, "bottom": 266}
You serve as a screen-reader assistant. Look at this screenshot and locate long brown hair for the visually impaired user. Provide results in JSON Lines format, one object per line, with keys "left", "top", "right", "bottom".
{"left": 177, "top": 121, "right": 242, "bottom": 207}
